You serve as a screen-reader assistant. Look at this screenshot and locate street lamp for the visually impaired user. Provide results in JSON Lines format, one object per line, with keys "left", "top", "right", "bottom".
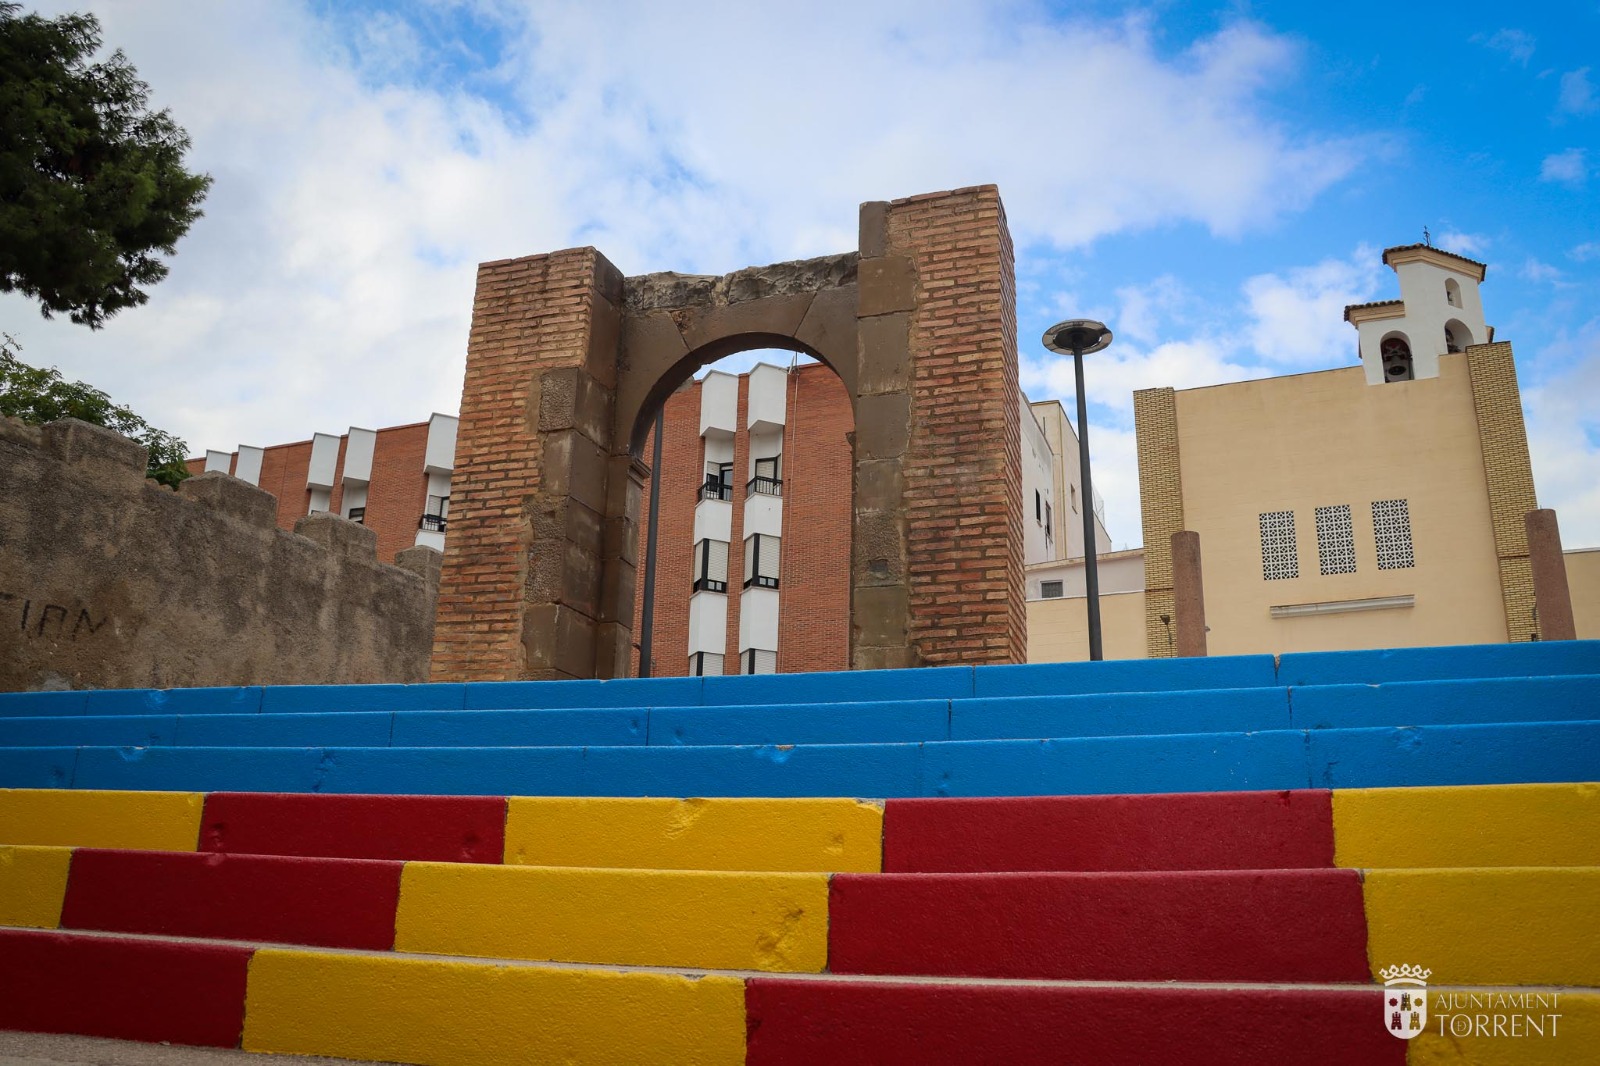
{"left": 1042, "top": 318, "right": 1113, "bottom": 661}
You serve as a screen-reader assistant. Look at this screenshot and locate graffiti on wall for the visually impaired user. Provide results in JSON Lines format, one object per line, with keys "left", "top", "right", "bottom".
{"left": 0, "top": 592, "right": 110, "bottom": 641}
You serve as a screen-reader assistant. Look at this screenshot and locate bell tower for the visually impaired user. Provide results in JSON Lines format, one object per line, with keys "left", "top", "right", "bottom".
{"left": 1343, "top": 243, "right": 1490, "bottom": 385}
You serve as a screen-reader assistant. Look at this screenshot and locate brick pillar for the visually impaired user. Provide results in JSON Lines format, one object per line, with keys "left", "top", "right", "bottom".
{"left": 854, "top": 186, "right": 1023, "bottom": 668}
{"left": 1171, "top": 530, "right": 1207, "bottom": 657}
{"left": 1134, "top": 387, "right": 1183, "bottom": 657}
{"left": 1465, "top": 342, "right": 1539, "bottom": 642}
{"left": 430, "top": 247, "right": 625, "bottom": 682}
{"left": 1526, "top": 509, "right": 1577, "bottom": 641}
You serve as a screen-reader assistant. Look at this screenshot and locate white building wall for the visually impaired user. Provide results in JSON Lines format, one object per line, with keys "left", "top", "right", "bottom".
{"left": 424, "top": 414, "right": 458, "bottom": 474}
{"left": 700, "top": 371, "right": 739, "bottom": 438}
{"left": 306, "top": 433, "right": 340, "bottom": 490}
{"left": 738, "top": 587, "right": 780, "bottom": 657}
{"left": 746, "top": 363, "right": 788, "bottom": 432}
{"left": 343, "top": 427, "right": 376, "bottom": 484}
{"left": 233, "top": 445, "right": 264, "bottom": 487}
{"left": 688, "top": 590, "right": 728, "bottom": 656}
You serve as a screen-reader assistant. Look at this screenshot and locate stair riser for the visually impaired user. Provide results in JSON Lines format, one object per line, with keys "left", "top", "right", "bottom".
{"left": 6, "top": 783, "right": 1598, "bottom": 871}
{"left": 5, "top": 719, "right": 1595, "bottom": 796}
{"left": 8, "top": 930, "right": 1596, "bottom": 1065}
{"left": 9, "top": 849, "right": 1599, "bottom": 985}
{"left": 6, "top": 676, "right": 1597, "bottom": 748}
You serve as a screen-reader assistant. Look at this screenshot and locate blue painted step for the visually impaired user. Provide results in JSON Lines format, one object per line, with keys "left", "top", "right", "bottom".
{"left": 3, "top": 718, "right": 1595, "bottom": 797}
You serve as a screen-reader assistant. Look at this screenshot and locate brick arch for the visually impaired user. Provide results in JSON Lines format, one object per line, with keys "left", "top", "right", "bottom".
{"left": 430, "top": 185, "right": 1025, "bottom": 681}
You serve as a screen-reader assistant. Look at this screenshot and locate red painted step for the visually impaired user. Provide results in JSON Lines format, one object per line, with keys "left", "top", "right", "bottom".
{"left": 61, "top": 850, "right": 402, "bottom": 950}
{"left": 745, "top": 979, "right": 1404, "bottom": 1066}
{"left": 0, "top": 928, "right": 251, "bottom": 1048}
{"left": 828, "top": 869, "right": 1371, "bottom": 982}
{"left": 200, "top": 792, "right": 506, "bottom": 862}
{"left": 883, "top": 790, "right": 1336, "bottom": 872}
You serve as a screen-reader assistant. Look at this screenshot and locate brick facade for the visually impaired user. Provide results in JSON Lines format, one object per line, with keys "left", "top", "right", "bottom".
{"left": 628, "top": 363, "right": 853, "bottom": 677}
{"left": 1133, "top": 386, "right": 1183, "bottom": 657}
{"left": 192, "top": 423, "right": 431, "bottom": 567}
{"left": 1466, "top": 341, "right": 1540, "bottom": 641}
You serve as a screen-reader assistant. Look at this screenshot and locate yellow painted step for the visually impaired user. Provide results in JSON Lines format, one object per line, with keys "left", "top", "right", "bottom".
{"left": 1409, "top": 989, "right": 1598, "bottom": 1064}
{"left": 0, "top": 845, "right": 72, "bottom": 929}
{"left": 504, "top": 796, "right": 883, "bottom": 872}
{"left": 1365, "top": 867, "right": 1600, "bottom": 987}
{"left": 1335, "top": 783, "right": 1600, "bottom": 869}
{"left": 243, "top": 948, "right": 744, "bottom": 1066}
{"left": 396, "top": 861, "right": 829, "bottom": 973}
{"left": 0, "top": 789, "right": 202, "bottom": 851}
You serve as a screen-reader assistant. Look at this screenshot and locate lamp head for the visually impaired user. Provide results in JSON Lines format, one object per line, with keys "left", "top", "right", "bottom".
{"left": 1042, "top": 319, "right": 1113, "bottom": 356}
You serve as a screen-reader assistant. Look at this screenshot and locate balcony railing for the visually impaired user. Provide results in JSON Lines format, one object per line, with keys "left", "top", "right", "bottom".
{"left": 746, "top": 475, "right": 782, "bottom": 497}
{"left": 419, "top": 513, "right": 447, "bottom": 533}
{"left": 699, "top": 476, "right": 732, "bottom": 502}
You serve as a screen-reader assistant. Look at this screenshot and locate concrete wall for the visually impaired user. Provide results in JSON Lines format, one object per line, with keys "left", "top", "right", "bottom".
{"left": 1168, "top": 355, "right": 1507, "bottom": 655}
{"left": 1027, "top": 591, "right": 1147, "bottom": 662}
{"left": 1, "top": 418, "right": 441, "bottom": 692}
{"left": 1567, "top": 548, "right": 1600, "bottom": 640}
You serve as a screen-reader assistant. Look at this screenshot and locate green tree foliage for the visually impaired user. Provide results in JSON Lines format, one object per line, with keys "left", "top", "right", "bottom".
{"left": 0, "top": 3, "right": 211, "bottom": 327}
{"left": 1, "top": 332, "right": 191, "bottom": 487}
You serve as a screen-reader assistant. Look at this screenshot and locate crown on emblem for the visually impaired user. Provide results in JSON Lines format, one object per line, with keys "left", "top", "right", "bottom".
{"left": 1379, "top": 964, "right": 1432, "bottom": 982}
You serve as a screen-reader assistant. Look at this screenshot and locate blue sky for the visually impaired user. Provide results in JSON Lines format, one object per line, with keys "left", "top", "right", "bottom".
{"left": 3, "top": 1, "right": 1596, "bottom": 549}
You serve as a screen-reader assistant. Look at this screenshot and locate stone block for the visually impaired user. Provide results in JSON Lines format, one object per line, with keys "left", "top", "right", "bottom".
{"left": 179, "top": 472, "right": 279, "bottom": 529}
{"left": 538, "top": 367, "right": 614, "bottom": 449}
{"left": 395, "top": 545, "right": 444, "bottom": 590}
{"left": 857, "top": 256, "right": 916, "bottom": 317}
{"left": 522, "top": 604, "right": 597, "bottom": 679}
{"left": 793, "top": 284, "right": 860, "bottom": 397}
{"left": 598, "top": 556, "right": 637, "bottom": 624}
{"left": 855, "top": 458, "right": 904, "bottom": 511}
{"left": 857, "top": 313, "right": 911, "bottom": 395}
{"left": 859, "top": 201, "right": 890, "bottom": 258}
{"left": 294, "top": 511, "right": 379, "bottom": 562}
{"left": 853, "top": 510, "right": 904, "bottom": 587}
{"left": 603, "top": 515, "right": 639, "bottom": 567}
{"left": 540, "top": 429, "right": 610, "bottom": 515}
{"left": 674, "top": 292, "right": 814, "bottom": 354}
{"left": 41, "top": 419, "right": 147, "bottom": 488}
{"left": 853, "top": 644, "right": 922, "bottom": 671}
{"left": 593, "top": 621, "right": 633, "bottom": 679}
{"left": 855, "top": 392, "right": 910, "bottom": 460}
{"left": 853, "top": 584, "right": 910, "bottom": 647}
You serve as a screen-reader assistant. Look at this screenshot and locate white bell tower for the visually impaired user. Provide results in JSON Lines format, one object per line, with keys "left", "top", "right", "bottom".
{"left": 1343, "top": 244, "right": 1490, "bottom": 385}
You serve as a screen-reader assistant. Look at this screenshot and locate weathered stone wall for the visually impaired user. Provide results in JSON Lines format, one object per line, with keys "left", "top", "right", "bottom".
{"left": 1, "top": 418, "right": 440, "bottom": 692}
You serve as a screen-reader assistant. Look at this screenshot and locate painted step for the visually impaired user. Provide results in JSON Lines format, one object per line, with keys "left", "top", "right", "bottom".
{"left": 8, "top": 674, "right": 1600, "bottom": 751}
{"left": 7, "top": 785, "right": 1598, "bottom": 877}
{"left": 5, "top": 718, "right": 1598, "bottom": 796}
{"left": 8, "top": 843, "right": 1598, "bottom": 985}
{"left": 10, "top": 675, "right": 1598, "bottom": 755}
{"left": 5, "top": 928, "right": 1596, "bottom": 1065}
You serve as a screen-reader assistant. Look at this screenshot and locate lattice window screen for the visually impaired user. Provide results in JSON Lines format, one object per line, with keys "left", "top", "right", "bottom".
{"left": 1259, "top": 510, "right": 1299, "bottom": 581}
{"left": 1315, "top": 505, "right": 1357, "bottom": 575}
{"left": 1372, "top": 499, "right": 1416, "bottom": 570}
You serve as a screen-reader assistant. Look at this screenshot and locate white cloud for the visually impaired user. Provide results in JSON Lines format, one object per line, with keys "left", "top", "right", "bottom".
{"left": 1572, "top": 242, "right": 1600, "bottom": 262}
{"left": 1435, "top": 230, "right": 1491, "bottom": 258}
{"left": 1524, "top": 325, "right": 1600, "bottom": 548}
{"left": 0, "top": 1, "right": 1368, "bottom": 461}
{"left": 1539, "top": 149, "right": 1588, "bottom": 186}
{"left": 1242, "top": 250, "right": 1382, "bottom": 365}
{"left": 1521, "top": 258, "right": 1564, "bottom": 284}
{"left": 1558, "top": 67, "right": 1597, "bottom": 115}
{"left": 1477, "top": 28, "right": 1536, "bottom": 65}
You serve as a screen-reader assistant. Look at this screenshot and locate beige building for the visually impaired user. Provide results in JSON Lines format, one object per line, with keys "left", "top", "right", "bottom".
{"left": 1030, "top": 243, "right": 1600, "bottom": 662}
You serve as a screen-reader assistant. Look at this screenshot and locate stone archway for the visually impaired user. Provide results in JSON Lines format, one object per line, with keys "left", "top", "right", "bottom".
{"left": 430, "top": 185, "right": 1024, "bottom": 682}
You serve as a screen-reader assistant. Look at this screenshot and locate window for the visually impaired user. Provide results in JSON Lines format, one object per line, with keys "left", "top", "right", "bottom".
{"left": 1372, "top": 499, "right": 1416, "bottom": 570}
{"left": 742, "top": 648, "right": 777, "bottom": 675}
{"left": 1045, "top": 501, "right": 1053, "bottom": 532}
{"left": 689, "top": 652, "right": 725, "bottom": 676}
{"left": 1315, "top": 505, "right": 1357, "bottom": 575}
{"left": 749, "top": 456, "right": 782, "bottom": 496}
{"left": 347, "top": 507, "right": 366, "bottom": 525}
{"left": 1259, "top": 510, "right": 1299, "bottom": 581}
{"left": 744, "top": 534, "right": 780, "bottom": 589}
{"left": 701, "top": 462, "right": 733, "bottom": 502}
{"left": 1071, "top": 484, "right": 1078, "bottom": 513}
{"left": 1445, "top": 278, "right": 1461, "bottom": 308}
{"left": 1380, "top": 335, "right": 1414, "bottom": 382}
{"left": 692, "top": 539, "right": 729, "bottom": 593}
{"left": 1035, "top": 490, "right": 1043, "bottom": 523}
{"left": 420, "top": 494, "right": 448, "bottom": 533}
{"left": 1040, "top": 580, "right": 1064, "bottom": 599}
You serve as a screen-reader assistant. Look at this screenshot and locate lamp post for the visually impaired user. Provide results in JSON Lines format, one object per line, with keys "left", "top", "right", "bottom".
{"left": 1042, "top": 319, "right": 1113, "bottom": 661}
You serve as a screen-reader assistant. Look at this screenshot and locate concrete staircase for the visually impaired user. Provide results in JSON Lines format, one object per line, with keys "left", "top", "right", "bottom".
{"left": 2, "top": 641, "right": 1597, "bottom": 1064}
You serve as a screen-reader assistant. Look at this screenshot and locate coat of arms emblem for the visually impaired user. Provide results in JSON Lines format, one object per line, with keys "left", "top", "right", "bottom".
{"left": 1380, "top": 964, "right": 1431, "bottom": 1039}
